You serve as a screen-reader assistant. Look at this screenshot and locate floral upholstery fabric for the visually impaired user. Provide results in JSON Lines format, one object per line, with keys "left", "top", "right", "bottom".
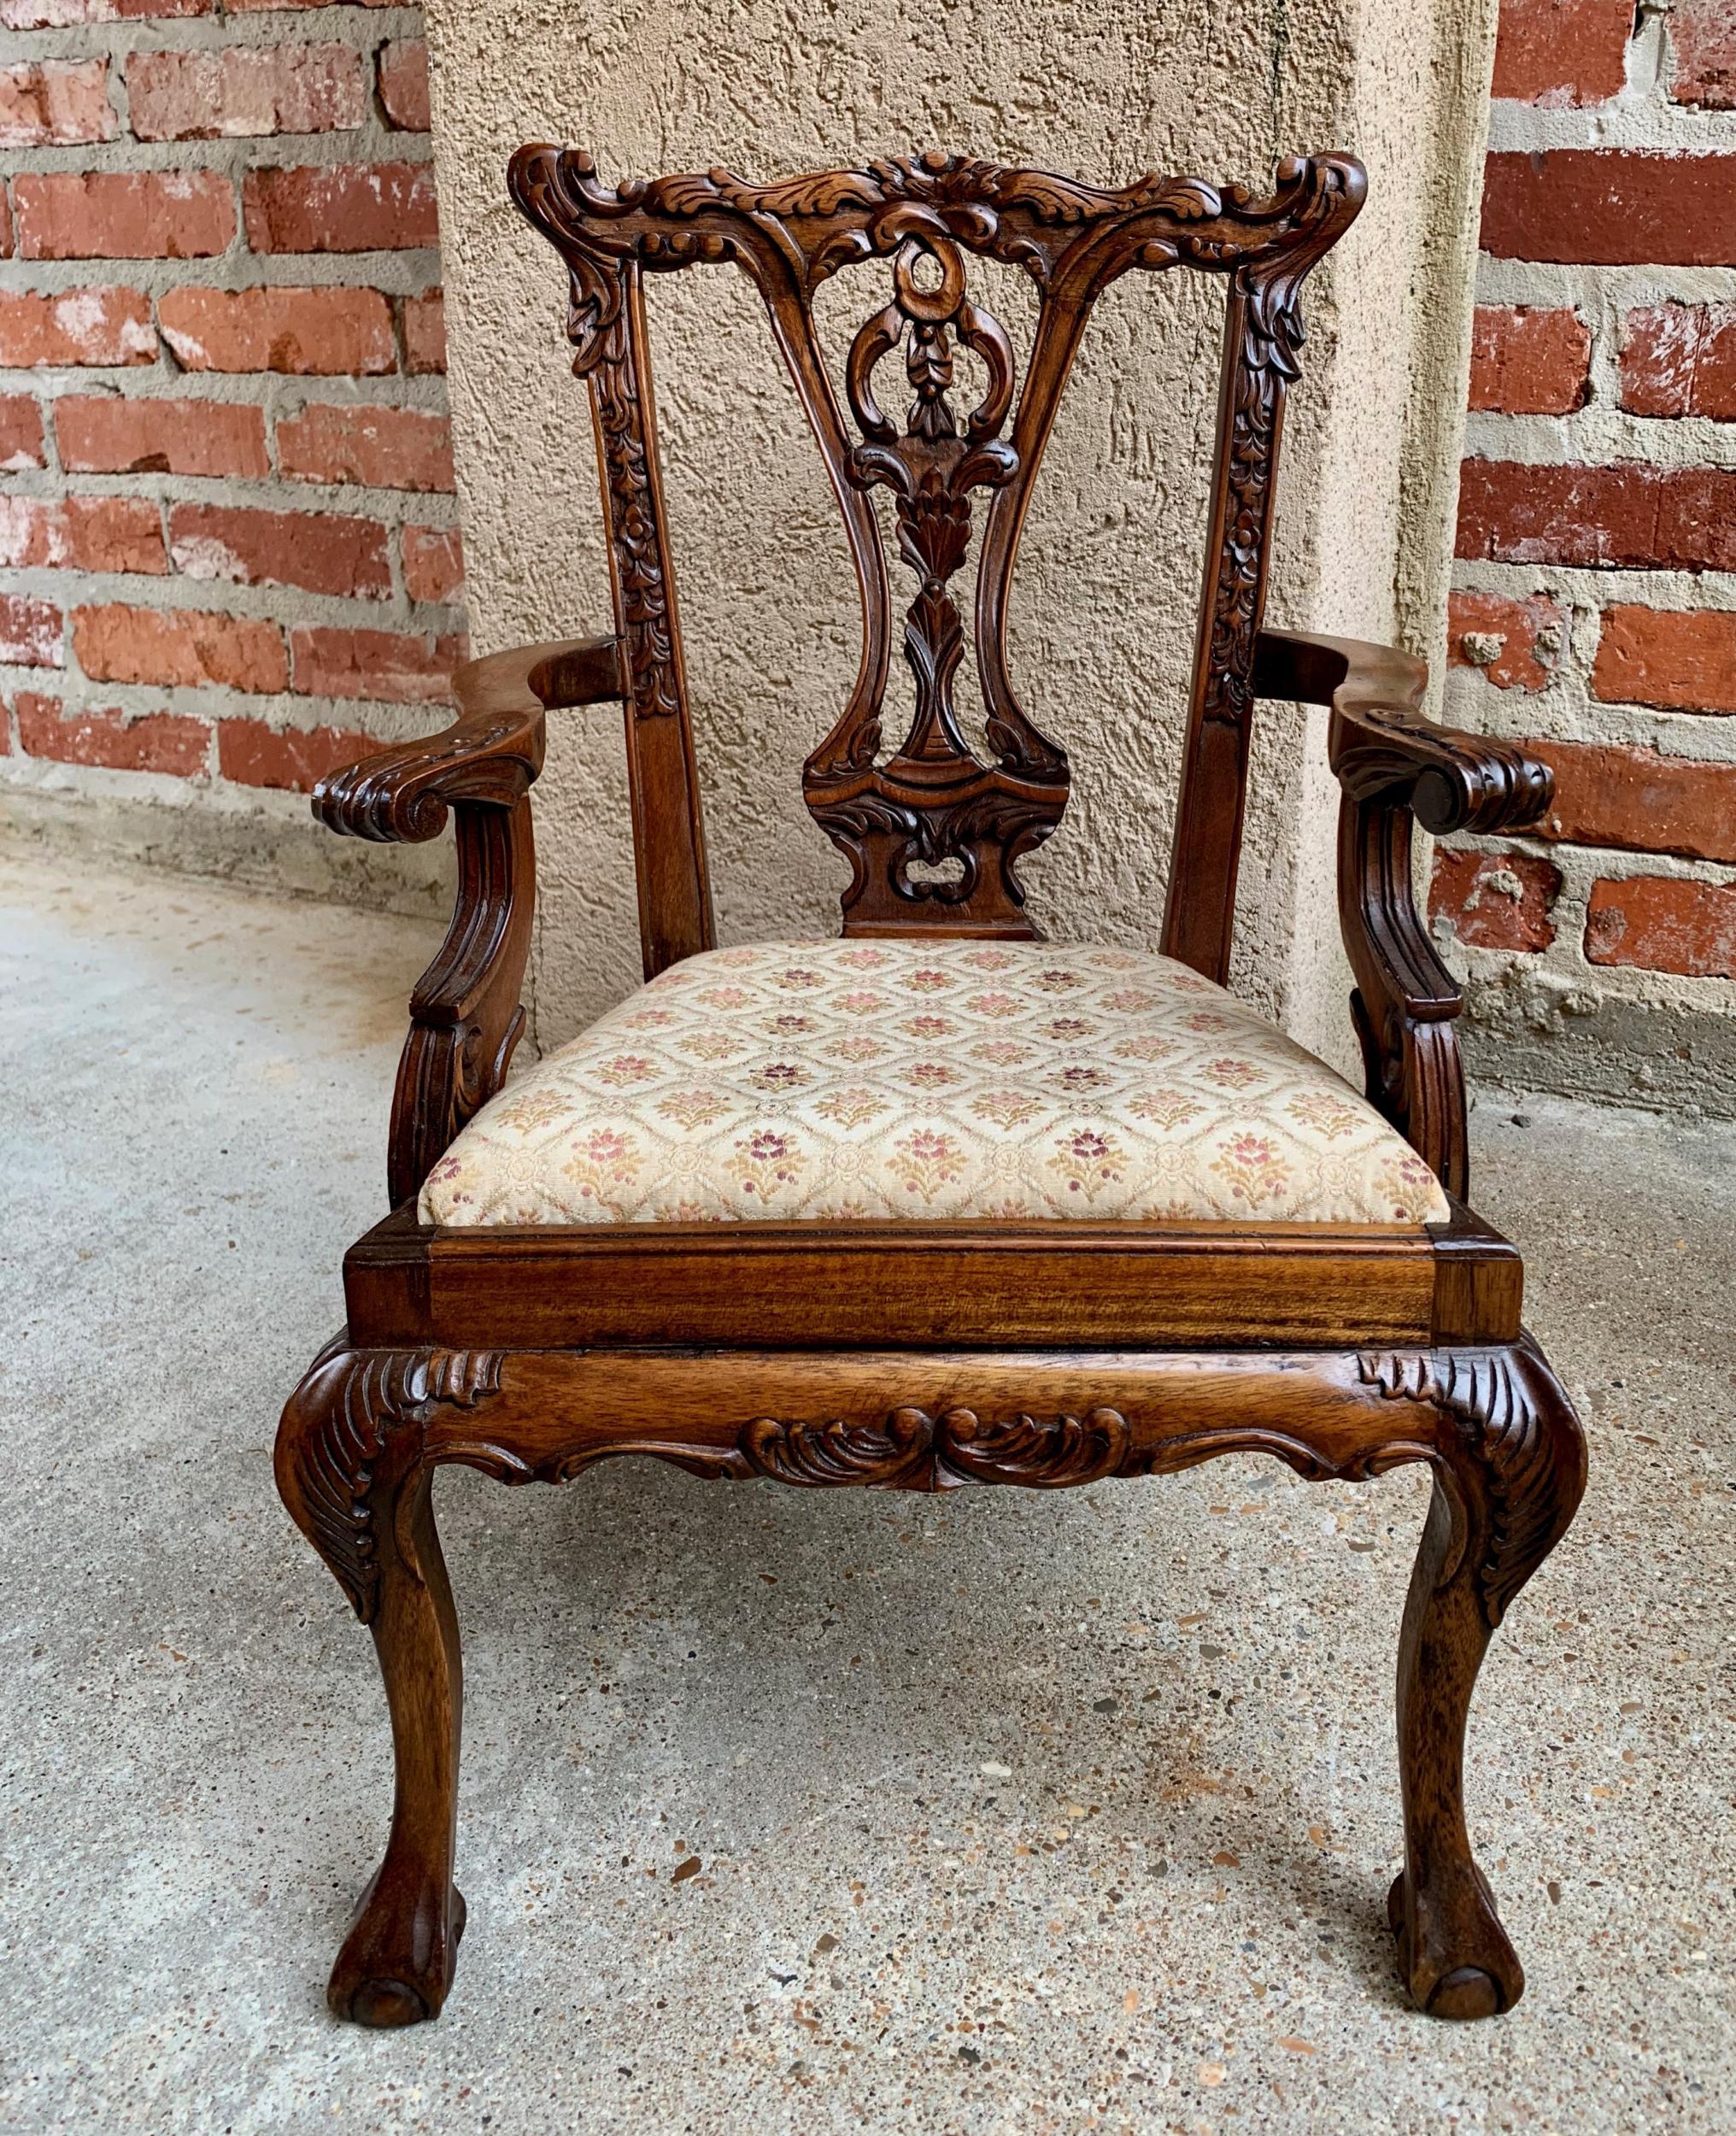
{"left": 419, "top": 939, "right": 1451, "bottom": 1229}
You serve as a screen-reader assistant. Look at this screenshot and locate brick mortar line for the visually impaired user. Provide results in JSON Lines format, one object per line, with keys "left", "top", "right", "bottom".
{"left": 1440, "top": 689, "right": 1736, "bottom": 761}
{"left": 1463, "top": 411, "right": 1736, "bottom": 472}
{"left": 1475, "top": 258, "right": 1736, "bottom": 304}
{"left": 0, "top": 666, "right": 460, "bottom": 731}
{"left": 1451, "top": 557, "right": 1736, "bottom": 607}
{"left": 2, "top": 469, "right": 460, "bottom": 512}
{"left": 0, "top": 254, "right": 444, "bottom": 295}
{"left": 3, "top": 373, "right": 451, "bottom": 405}
{"left": 3, "top": 538, "right": 462, "bottom": 584}
{"left": 1441, "top": 679, "right": 1736, "bottom": 760}
{"left": 1486, "top": 104, "right": 1736, "bottom": 155}
{"left": 3, "top": 13, "right": 430, "bottom": 66}
{"left": 0, "top": 135, "right": 436, "bottom": 176}
{"left": 1455, "top": 940, "right": 1736, "bottom": 1011}
{"left": 1442, "top": 827, "right": 1736, "bottom": 893}
{"left": 1, "top": 568, "right": 453, "bottom": 625}
{"left": 0, "top": 589, "right": 466, "bottom": 637}
{"left": 0, "top": 569, "right": 466, "bottom": 618}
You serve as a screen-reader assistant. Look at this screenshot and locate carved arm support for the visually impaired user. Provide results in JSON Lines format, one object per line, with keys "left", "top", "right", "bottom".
{"left": 314, "top": 636, "right": 624, "bottom": 1207}
{"left": 1253, "top": 629, "right": 1552, "bottom": 1201}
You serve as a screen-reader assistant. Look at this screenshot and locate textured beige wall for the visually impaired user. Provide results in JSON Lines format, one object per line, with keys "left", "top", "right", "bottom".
{"left": 420, "top": 0, "right": 1498, "bottom": 1064}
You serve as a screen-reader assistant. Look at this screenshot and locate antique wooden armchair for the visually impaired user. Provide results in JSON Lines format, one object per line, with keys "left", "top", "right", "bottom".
{"left": 276, "top": 146, "right": 1586, "bottom": 2029}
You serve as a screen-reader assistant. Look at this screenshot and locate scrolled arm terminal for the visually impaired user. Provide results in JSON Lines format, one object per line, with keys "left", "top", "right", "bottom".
{"left": 314, "top": 637, "right": 624, "bottom": 843}
{"left": 312, "top": 634, "right": 625, "bottom": 1206}
{"left": 1254, "top": 628, "right": 1551, "bottom": 835}
{"left": 1254, "top": 627, "right": 1551, "bottom": 1204}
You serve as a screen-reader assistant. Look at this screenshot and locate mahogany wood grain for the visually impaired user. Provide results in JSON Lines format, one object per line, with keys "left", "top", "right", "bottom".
{"left": 509, "top": 146, "right": 1364, "bottom": 944}
{"left": 277, "top": 147, "right": 1586, "bottom": 2035}
{"left": 579, "top": 257, "right": 715, "bottom": 976}
{"left": 339, "top": 1202, "right": 1518, "bottom": 1353}
{"left": 277, "top": 1329, "right": 1586, "bottom": 2024}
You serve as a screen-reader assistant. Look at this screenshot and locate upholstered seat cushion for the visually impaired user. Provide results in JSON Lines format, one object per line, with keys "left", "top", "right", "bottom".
{"left": 420, "top": 938, "right": 1451, "bottom": 1229}
{"left": 420, "top": 940, "right": 1452, "bottom": 1230}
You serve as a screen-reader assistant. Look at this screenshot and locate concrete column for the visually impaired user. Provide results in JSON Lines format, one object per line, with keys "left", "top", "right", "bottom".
{"left": 420, "top": 0, "right": 1498, "bottom": 1062}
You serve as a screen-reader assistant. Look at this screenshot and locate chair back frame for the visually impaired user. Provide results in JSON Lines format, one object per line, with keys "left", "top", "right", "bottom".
{"left": 508, "top": 146, "right": 1365, "bottom": 978}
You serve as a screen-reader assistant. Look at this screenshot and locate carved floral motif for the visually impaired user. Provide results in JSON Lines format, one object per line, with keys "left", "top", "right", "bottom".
{"left": 417, "top": 1393, "right": 1480, "bottom": 1501}
{"left": 516, "top": 148, "right": 1356, "bottom": 295}
{"left": 1197, "top": 269, "right": 1300, "bottom": 733}
{"left": 583, "top": 302, "right": 684, "bottom": 722}
{"left": 742, "top": 1406, "right": 935, "bottom": 1486}
{"left": 284, "top": 1347, "right": 1572, "bottom": 1634}
{"left": 732, "top": 1405, "right": 1138, "bottom": 1488}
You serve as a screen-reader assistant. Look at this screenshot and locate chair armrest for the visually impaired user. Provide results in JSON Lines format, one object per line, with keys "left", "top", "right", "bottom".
{"left": 1252, "top": 627, "right": 1545, "bottom": 1206}
{"left": 1256, "top": 628, "right": 1551, "bottom": 834}
{"left": 312, "top": 633, "right": 623, "bottom": 1208}
{"left": 314, "top": 635, "right": 623, "bottom": 842}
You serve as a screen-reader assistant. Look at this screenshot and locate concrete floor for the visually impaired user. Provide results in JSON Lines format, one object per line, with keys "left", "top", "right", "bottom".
{"left": 1, "top": 846, "right": 1732, "bottom": 2136}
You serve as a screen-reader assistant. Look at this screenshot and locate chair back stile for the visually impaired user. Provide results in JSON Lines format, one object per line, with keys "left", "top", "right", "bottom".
{"left": 507, "top": 147, "right": 1365, "bottom": 982}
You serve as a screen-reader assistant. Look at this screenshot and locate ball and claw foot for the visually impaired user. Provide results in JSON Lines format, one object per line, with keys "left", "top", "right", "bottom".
{"left": 326, "top": 1881, "right": 466, "bottom": 2027}
{"left": 1387, "top": 1869, "right": 1522, "bottom": 2021}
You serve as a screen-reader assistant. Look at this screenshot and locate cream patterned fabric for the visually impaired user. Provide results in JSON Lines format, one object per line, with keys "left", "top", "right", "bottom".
{"left": 420, "top": 938, "right": 1450, "bottom": 1229}
{"left": 422, "top": 940, "right": 1452, "bottom": 1230}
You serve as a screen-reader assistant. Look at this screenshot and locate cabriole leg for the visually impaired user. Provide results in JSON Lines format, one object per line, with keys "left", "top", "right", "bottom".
{"left": 277, "top": 1346, "right": 496, "bottom": 2026}
{"left": 1370, "top": 1339, "right": 1587, "bottom": 2018}
{"left": 326, "top": 1455, "right": 464, "bottom": 2026}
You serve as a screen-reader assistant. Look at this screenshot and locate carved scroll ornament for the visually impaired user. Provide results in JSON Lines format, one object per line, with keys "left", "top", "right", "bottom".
{"left": 284, "top": 1340, "right": 1584, "bottom": 1636}
{"left": 427, "top": 1390, "right": 1449, "bottom": 1500}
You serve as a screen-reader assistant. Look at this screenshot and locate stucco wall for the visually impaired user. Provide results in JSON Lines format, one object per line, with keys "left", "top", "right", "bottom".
{"left": 419, "top": 0, "right": 1498, "bottom": 1064}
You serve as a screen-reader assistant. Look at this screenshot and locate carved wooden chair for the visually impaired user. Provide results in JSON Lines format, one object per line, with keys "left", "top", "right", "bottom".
{"left": 276, "top": 145, "right": 1586, "bottom": 2029}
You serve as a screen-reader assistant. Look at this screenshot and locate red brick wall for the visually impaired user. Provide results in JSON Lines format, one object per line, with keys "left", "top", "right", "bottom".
{"left": 1438, "top": 0, "right": 1736, "bottom": 1056}
{"left": 0, "top": 1, "right": 464, "bottom": 855}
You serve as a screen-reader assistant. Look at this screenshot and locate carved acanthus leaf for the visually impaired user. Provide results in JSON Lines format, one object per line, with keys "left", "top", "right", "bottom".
{"left": 281, "top": 1350, "right": 503, "bottom": 1624}
{"left": 506, "top": 142, "right": 1364, "bottom": 930}
{"left": 741, "top": 1407, "right": 934, "bottom": 1487}
{"left": 1358, "top": 1350, "right": 1560, "bottom": 1627}
{"left": 314, "top": 709, "right": 542, "bottom": 844}
{"left": 1331, "top": 707, "right": 1553, "bottom": 836}
{"left": 585, "top": 304, "right": 683, "bottom": 722}
{"left": 410, "top": 1398, "right": 1460, "bottom": 1505}
{"left": 519, "top": 148, "right": 1358, "bottom": 294}
{"left": 937, "top": 1408, "right": 1131, "bottom": 1488}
